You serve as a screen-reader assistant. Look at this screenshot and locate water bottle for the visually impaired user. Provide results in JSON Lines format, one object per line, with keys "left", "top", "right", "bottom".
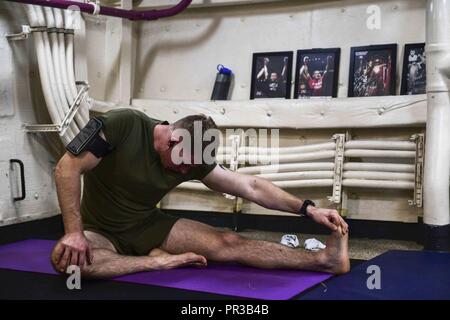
{"left": 211, "top": 64, "right": 233, "bottom": 100}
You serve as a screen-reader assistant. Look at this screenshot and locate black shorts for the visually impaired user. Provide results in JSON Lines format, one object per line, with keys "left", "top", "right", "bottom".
{"left": 84, "top": 209, "right": 179, "bottom": 256}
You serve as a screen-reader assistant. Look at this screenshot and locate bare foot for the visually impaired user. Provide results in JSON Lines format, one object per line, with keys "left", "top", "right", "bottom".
{"left": 321, "top": 226, "right": 350, "bottom": 275}
{"left": 149, "top": 249, "right": 207, "bottom": 270}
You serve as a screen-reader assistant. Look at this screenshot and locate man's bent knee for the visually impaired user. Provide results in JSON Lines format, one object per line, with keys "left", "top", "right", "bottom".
{"left": 220, "top": 232, "right": 244, "bottom": 248}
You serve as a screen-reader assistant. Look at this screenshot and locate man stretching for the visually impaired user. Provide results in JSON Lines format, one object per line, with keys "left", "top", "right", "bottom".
{"left": 52, "top": 109, "right": 350, "bottom": 278}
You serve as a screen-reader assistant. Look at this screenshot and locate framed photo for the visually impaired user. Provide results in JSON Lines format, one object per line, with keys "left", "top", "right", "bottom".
{"left": 294, "top": 48, "right": 340, "bottom": 98}
{"left": 401, "top": 43, "right": 426, "bottom": 95}
{"left": 348, "top": 44, "right": 397, "bottom": 97}
{"left": 250, "top": 51, "right": 293, "bottom": 99}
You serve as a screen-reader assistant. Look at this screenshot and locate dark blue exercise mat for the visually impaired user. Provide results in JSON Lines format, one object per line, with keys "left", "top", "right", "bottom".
{"left": 301, "top": 250, "right": 450, "bottom": 300}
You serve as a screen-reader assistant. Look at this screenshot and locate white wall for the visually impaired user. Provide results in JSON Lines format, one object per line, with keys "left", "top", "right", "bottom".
{"left": 133, "top": 0, "right": 426, "bottom": 100}
{"left": 0, "top": 3, "right": 60, "bottom": 226}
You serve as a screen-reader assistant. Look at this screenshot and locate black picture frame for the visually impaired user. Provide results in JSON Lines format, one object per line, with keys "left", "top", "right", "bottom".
{"left": 348, "top": 44, "right": 397, "bottom": 97}
{"left": 294, "top": 48, "right": 340, "bottom": 98}
{"left": 401, "top": 43, "right": 426, "bottom": 95}
{"left": 250, "top": 51, "right": 293, "bottom": 99}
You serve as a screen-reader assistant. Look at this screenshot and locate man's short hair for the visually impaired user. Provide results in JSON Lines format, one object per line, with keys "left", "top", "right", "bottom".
{"left": 171, "top": 114, "right": 219, "bottom": 163}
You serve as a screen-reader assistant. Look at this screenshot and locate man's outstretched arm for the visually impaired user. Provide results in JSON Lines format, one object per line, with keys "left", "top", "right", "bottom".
{"left": 202, "top": 165, "right": 348, "bottom": 234}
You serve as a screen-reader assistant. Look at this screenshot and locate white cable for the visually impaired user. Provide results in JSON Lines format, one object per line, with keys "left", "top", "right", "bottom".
{"left": 178, "top": 178, "right": 414, "bottom": 191}
{"left": 44, "top": 7, "right": 79, "bottom": 137}
{"left": 238, "top": 162, "right": 335, "bottom": 174}
{"left": 26, "top": 5, "right": 71, "bottom": 145}
{"left": 33, "top": 4, "right": 45, "bottom": 26}
{"left": 242, "top": 150, "right": 336, "bottom": 164}
{"left": 345, "top": 140, "right": 416, "bottom": 151}
{"left": 55, "top": 8, "right": 86, "bottom": 129}
{"left": 343, "top": 162, "right": 415, "bottom": 173}
{"left": 273, "top": 179, "right": 334, "bottom": 188}
{"left": 257, "top": 171, "right": 334, "bottom": 181}
{"left": 241, "top": 142, "right": 336, "bottom": 155}
{"left": 177, "top": 179, "right": 334, "bottom": 191}
{"left": 56, "top": 10, "right": 74, "bottom": 106}
{"left": 36, "top": 6, "right": 74, "bottom": 142}
{"left": 39, "top": 7, "right": 75, "bottom": 139}
{"left": 343, "top": 179, "right": 414, "bottom": 190}
{"left": 217, "top": 150, "right": 336, "bottom": 164}
{"left": 344, "top": 149, "right": 416, "bottom": 158}
{"left": 64, "top": 9, "right": 90, "bottom": 124}
{"left": 343, "top": 171, "right": 415, "bottom": 181}
{"left": 218, "top": 142, "right": 336, "bottom": 155}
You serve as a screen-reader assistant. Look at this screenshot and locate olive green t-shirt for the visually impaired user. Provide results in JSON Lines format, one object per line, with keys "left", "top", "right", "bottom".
{"left": 80, "top": 109, "right": 216, "bottom": 233}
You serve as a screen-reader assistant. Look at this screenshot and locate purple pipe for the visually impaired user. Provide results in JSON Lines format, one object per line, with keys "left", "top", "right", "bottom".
{"left": 5, "top": 0, "right": 192, "bottom": 21}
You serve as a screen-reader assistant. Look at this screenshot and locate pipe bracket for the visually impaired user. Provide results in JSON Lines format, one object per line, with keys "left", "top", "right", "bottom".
{"left": 24, "top": 83, "right": 90, "bottom": 135}
{"left": 409, "top": 133, "right": 425, "bottom": 207}
{"left": 224, "top": 134, "right": 241, "bottom": 201}
{"left": 328, "top": 133, "right": 346, "bottom": 204}
{"left": 6, "top": 25, "right": 48, "bottom": 41}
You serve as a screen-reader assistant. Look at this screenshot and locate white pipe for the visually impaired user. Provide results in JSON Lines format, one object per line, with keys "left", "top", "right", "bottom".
{"left": 45, "top": 7, "right": 79, "bottom": 137}
{"left": 222, "top": 141, "right": 414, "bottom": 156}
{"left": 238, "top": 162, "right": 335, "bottom": 174}
{"left": 177, "top": 179, "right": 334, "bottom": 191}
{"left": 343, "top": 162, "right": 415, "bottom": 173}
{"left": 423, "top": 0, "right": 450, "bottom": 228}
{"left": 344, "top": 149, "right": 415, "bottom": 158}
{"left": 217, "top": 150, "right": 336, "bottom": 164}
{"left": 243, "top": 150, "right": 336, "bottom": 163}
{"left": 65, "top": 33, "right": 78, "bottom": 105}
{"left": 177, "top": 181, "right": 211, "bottom": 191}
{"left": 343, "top": 171, "right": 415, "bottom": 181}
{"left": 240, "top": 142, "right": 336, "bottom": 155}
{"left": 55, "top": 10, "right": 75, "bottom": 113}
{"left": 42, "top": 8, "right": 63, "bottom": 118}
{"left": 343, "top": 179, "right": 414, "bottom": 190}
{"left": 274, "top": 179, "right": 334, "bottom": 188}
{"left": 257, "top": 171, "right": 334, "bottom": 181}
{"left": 33, "top": 3, "right": 45, "bottom": 26}
{"left": 28, "top": 6, "right": 71, "bottom": 145}
{"left": 177, "top": 176, "right": 414, "bottom": 192}
{"left": 219, "top": 140, "right": 415, "bottom": 158}
{"left": 64, "top": 10, "right": 89, "bottom": 124}
{"left": 38, "top": 7, "right": 75, "bottom": 140}
{"left": 55, "top": 8, "right": 87, "bottom": 129}
{"left": 58, "top": 28, "right": 74, "bottom": 106}
{"left": 345, "top": 140, "right": 416, "bottom": 151}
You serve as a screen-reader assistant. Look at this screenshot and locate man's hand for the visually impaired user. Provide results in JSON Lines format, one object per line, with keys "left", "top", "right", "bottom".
{"left": 52, "top": 232, "right": 93, "bottom": 273}
{"left": 306, "top": 206, "right": 349, "bottom": 235}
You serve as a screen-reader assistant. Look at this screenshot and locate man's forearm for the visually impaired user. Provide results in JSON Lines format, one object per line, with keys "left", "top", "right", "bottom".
{"left": 55, "top": 166, "right": 83, "bottom": 233}
{"left": 248, "top": 177, "right": 302, "bottom": 214}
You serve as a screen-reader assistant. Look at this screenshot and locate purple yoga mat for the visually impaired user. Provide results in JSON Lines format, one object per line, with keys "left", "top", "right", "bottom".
{"left": 0, "top": 239, "right": 332, "bottom": 300}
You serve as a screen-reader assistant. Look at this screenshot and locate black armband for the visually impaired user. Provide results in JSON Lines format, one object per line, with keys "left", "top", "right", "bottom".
{"left": 299, "top": 199, "right": 315, "bottom": 217}
{"left": 66, "top": 117, "right": 112, "bottom": 158}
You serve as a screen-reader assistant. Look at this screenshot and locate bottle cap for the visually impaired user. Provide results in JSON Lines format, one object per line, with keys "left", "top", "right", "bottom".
{"left": 217, "top": 64, "right": 232, "bottom": 75}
